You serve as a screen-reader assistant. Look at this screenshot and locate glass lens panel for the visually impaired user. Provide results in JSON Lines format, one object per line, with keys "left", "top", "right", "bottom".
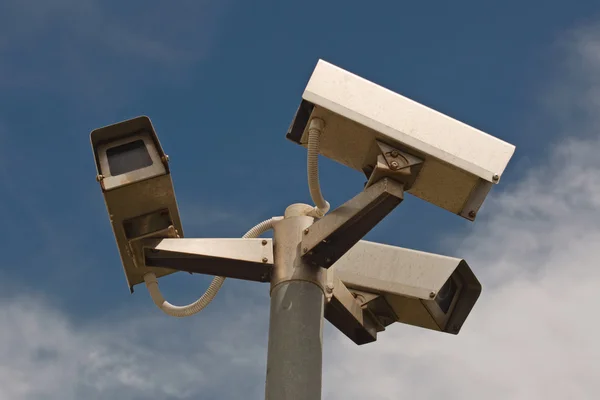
{"left": 107, "top": 139, "right": 153, "bottom": 176}
{"left": 435, "top": 276, "right": 458, "bottom": 314}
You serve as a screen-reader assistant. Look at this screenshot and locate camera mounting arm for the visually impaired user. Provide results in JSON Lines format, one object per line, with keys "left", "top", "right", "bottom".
{"left": 141, "top": 237, "right": 275, "bottom": 283}
{"left": 300, "top": 177, "right": 403, "bottom": 269}
{"left": 300, "top": 144, "right": 423, "bottom": 269}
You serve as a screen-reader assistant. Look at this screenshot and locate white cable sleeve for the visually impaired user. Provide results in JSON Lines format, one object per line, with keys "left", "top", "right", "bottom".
{"left": 143, "top": 217, "right": 281, "bottom": 318}
{"left": 306, "top": 118, "right": 330, "bottom": 218}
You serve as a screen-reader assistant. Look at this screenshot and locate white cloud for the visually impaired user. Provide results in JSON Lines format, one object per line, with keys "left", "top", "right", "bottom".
{"left": 1, "top": 16, "right": 600, "bottom": 400}
{"left": 322, "top": 23, "right": 600, "bottom": 400}
{"left": 0, "top": 290, "right": 270, "bottom": 400}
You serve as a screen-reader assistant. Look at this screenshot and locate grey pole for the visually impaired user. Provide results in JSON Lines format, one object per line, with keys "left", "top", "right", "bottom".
{"left": 265, "top": 205, "right": 327, "bottom": 400}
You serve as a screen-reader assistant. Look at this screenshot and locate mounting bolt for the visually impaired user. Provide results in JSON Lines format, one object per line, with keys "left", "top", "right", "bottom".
{"left": 262, "top": 257, "right": 268, "bottom": 263}
{"left": 162, "top": 155, "right": 170, "bottom": 163}
{"left": 96, "top": 174, "right": 104, "bottom": 182}
{"left": 303, "top": 228, "right": 309, "bottom": 235}
{"left": 303, "top": 247, "right": 308, "bottom": 254}
{"left": 492, "top": 174, "right": 499, "bottom": 182}
{"left": 390, "top": 161, "right": 400, "bottom": 170}
{"left": 390, "top": 150, "right": 400, "bottom": 157}
{"left": 429, "top": 291, "right": 436, "bottom": 299}
{"left": 468, "top": 211, "right": 477, "bottom": 218}
{"left": 261, "top": 240, "right": 268, "bottom": 246}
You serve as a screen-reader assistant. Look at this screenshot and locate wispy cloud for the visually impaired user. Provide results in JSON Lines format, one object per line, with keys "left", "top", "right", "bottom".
{"left": 0, "top": 292, "right": 270, "bottom": 400}
{"left": 322, "top": 21, "right": 600, "bottom": 400}
{"left": 1, "top": 15, "right": 600, "bottom": 400}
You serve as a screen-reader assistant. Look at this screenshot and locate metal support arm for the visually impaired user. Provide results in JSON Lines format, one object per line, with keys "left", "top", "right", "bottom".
{"left": 143, "top": 238, "right": 274, "bottom": 282}
{"left": 301, "top": 177, "right": 404, "bottom": 269}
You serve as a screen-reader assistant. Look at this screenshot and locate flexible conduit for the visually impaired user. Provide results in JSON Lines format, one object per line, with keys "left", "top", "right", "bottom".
{"left": 143, "top": 217, "right": 280, "bottom": 317}
{"left": 306, "top": 118, "right": 330, "bottom": 218}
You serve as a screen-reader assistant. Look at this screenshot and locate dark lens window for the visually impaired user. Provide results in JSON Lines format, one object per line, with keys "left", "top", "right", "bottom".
{"left": 107, "top": 139, "right": 153, "bottom": 176}
{"left": 435, "top": 276, "right": 458, "bottom": 314}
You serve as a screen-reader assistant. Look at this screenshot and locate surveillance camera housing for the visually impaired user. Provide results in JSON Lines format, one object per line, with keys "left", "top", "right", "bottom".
{"left": 91, "top": 116, "right": 184, "bottom": 292}
{"left": 329, "top": 241, "right": 481, "bottom": 334}
{"left": 287, "top": 60, "right": 516, "bottom": 220}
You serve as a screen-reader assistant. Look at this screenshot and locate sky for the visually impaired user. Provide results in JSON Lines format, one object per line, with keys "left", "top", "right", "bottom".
{"left": 0, "top": 0, "right": 599, "bottom": 399}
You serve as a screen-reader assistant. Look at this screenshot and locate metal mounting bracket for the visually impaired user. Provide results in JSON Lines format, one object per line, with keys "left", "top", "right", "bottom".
{"left": 324, "top": 276, "right": 380, "bottom": 345}
{"left": 350, "top": 289, "right": 399, "bottom": 331}
{"left": 142, "top": 238, "right": 274, "bottom": 282}
{"left": 301, "top": 177, "right": 404, "bottom": 269}
{"left": 127, "top": 224, "right": 181, "bottom": 276}
{"left": 364, "top": 141, "right": 424, "bottom": 190}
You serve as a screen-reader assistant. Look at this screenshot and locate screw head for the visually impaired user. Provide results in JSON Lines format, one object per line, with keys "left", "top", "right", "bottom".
{"left": 492, "top": 174, "right": 499, "bottom": 182}
{"left": 390, "top": 150, "right": 400, "bottom": 158}
{"left": 262, "top": 257, "right": 268, "bottom": 263}
{"left": 303, "top": 228, "right": 309, "bottom": 235}
{"left": 390, "top": 161, "right": 400, "bottom": 170}
{"left": 303, "top": 247, "right": 308, "bottom": 253}
{"left": 429, "top": 291, "right": 436, "bottom": 299}
{"left": 261, "top": 240, "right": 268, "bottom": 246}
{"left": 162, "top": 155, "right": 170, "bottom": 163}
{"left": 468, "top": 211, "right": 477, "bottom": 218}
{"left": 96, "top": 174, "right": 104, "bottom": 182}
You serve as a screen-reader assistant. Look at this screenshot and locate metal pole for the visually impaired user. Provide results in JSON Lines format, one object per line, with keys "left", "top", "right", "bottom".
{"left": 265, "top": 205, "right": 326, "bottom": 400}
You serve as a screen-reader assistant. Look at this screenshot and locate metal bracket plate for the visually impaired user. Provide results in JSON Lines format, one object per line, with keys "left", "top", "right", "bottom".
{"left": 351, "top": 289, "right": 398, "bottom": 331}
{"left": 128, "top": 224, "right": 180, "bottom": 268}
{"left": 365, "top": 141, "right": 424, "bottom": 190}
{"left": 324, "top": 277, "right": 379, "bottom": 345}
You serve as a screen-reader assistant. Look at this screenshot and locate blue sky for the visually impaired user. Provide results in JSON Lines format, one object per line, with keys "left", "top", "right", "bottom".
{"left": 1, "top": 1, "right": 600, "bottom": 399}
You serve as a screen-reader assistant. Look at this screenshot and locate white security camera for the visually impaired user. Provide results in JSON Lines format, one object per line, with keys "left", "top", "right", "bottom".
{"left": 287, "top": 60, "right": 516, "bottom": 220}
{"left": 91, "top": 116, "right": 184, "bottom": 292}
{"left": 328, "top": 240, "right": 480, "bottom": 339}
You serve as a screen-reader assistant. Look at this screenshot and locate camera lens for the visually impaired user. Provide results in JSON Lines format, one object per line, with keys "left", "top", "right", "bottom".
{"left": 435, "top": 276, "right": 457, "bottom": 314}
{"left": 107, "top": 139, "right": 153, "bottom": 176}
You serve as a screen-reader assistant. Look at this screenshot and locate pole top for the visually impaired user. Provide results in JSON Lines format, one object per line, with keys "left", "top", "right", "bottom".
{"left": 284, "top": 203, "right": 315, "bottom": 218}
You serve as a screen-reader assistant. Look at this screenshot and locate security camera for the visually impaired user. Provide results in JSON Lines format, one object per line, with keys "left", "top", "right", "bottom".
{"left": 287, "top": 60, "right": 516, "bottom": 220}
{"left": 91, "top": 116, "right": 184, "bottom": 292}
{"left": 328, "top": 240, "right": 481, "bottom": 338}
